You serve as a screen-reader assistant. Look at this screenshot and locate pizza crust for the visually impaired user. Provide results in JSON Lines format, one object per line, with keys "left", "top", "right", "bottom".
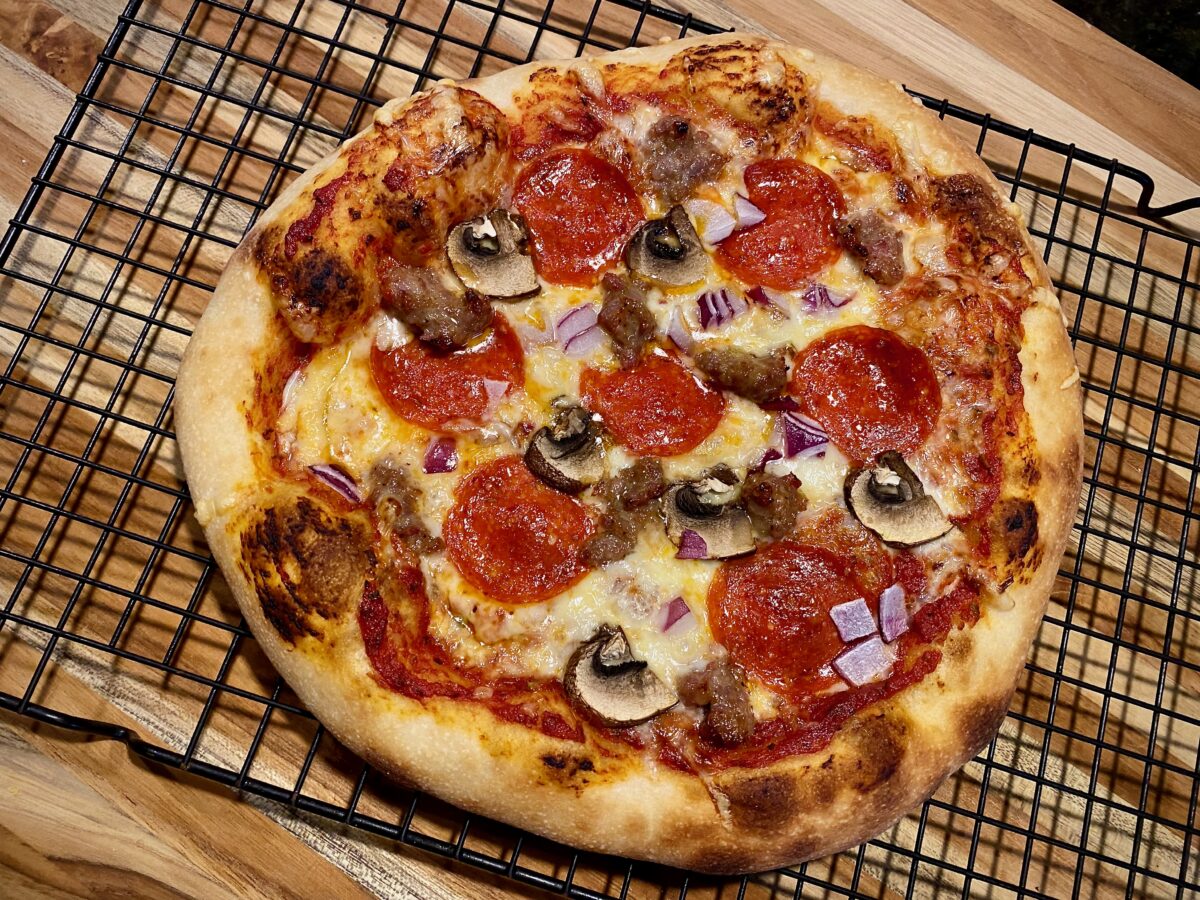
{"left": 175, "top": 33, "right": 1083, "bottom": 873}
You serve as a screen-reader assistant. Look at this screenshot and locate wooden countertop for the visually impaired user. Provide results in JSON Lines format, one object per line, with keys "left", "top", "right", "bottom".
{"left": 1, "top": 1, "right": 1197, "bottom": 898}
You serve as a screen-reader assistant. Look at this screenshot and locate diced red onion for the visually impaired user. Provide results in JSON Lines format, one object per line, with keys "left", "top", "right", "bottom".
{"left": 281, "top": 367, "right": 304, "bottom": 411}
{"left": 422, "top": 435, "right": 458, "bottom": 474}
{"left": 683, "top": 198, "right": 736, "bottom": 246}
{"left": 746, "top": 286, "right": 790, "bottom": 318}
{"left": 833, "top": 636, "right": 893, "bottom": 687}
{"left": 781, "top": 411, "right": 828, "bottom": 459}
{"left": 879, "top": 583, "right": 909, "bottom": 643}
{"left": 661, "top": 596, "right": 693, "bottom": 632}
{"left": 666, "top": 305, "right": 694, "bottom": 352}
{"left": 801, "top": 282, "right": 855, "bottom": 311}
{"left": 515, "top": 319, "right": 554, "bottom": 347}
{"left": 734, "top": 193, "right": 766, "bottom": 229}
{"left": 481, "top": 378, "right": 509, "bottom": 420}
{"left": 308, "top": 464, "right": 361, "bottom": 504}
{"left": 697, "top": 288, "right": 748, "bottom": 330}
{"left": 751, "top": 448, "right": 783, "bottom": 473}
{"left": 829, "top": 597, "right": 877, "bottom": 642}
{"left": 676, "top": 529, "right": 708, "bottom": 560}
{"left": 555, "top": 304, "right": 599, "bottom": 345}
{"left": 563, "top": 325, "right": 607, "bottom": 358}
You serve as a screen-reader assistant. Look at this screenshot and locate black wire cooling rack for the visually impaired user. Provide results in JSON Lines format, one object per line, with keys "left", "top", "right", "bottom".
{"left": 1, "top": 1, "right": 1198, "bottom": 897}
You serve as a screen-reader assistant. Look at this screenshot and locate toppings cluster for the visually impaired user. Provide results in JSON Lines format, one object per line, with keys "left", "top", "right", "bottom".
{"left": 257, "top": 40, "right": 1038, "bottom": 758}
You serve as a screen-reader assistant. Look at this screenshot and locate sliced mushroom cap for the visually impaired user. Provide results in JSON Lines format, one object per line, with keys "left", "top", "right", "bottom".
{"left": 844, "top": 451, "right": 953, "bottom": 546}
{"left": 625, "top": 206, "right": 708, "bottom": 287}
{"left": 564, "top": 626, "right": 677, "bottom": 727}
{"left": 447, "top": 209, "right": 539, "bottom": 299}
{"left": 524, "top": 405, "right": 604, "bottom": 494}
{"left": 663, "top": 468, "right": 755, "bottom": 559}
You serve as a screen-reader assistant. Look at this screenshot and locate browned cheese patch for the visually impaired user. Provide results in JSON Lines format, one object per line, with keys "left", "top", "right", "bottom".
{"left": 238, "top": 496, "right": 373, "bottom": 643}
{"left": 663, "top": 41, "right": 810, "bottom": 154}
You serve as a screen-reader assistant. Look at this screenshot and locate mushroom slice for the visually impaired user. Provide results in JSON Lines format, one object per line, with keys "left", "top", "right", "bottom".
{"left": 564, "top": 626, "right": 676, "bottom": 727}
{"left": 447, "top": 209, "right": 539, "bottom": 299}
{"left": 625, "top": 206, "right": 708, "bottom": 287}
{"left": 663, "top": 467, "right": 755, "bottom": 559}
{"left": 844, "top": 451, "right": 953, "bottom": 546}
{"left": 524, "top": 405, "right": 604, "bottom": 494}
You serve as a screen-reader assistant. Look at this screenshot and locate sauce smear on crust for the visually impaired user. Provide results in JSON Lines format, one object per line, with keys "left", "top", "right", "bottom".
{"left": 581, "top": 352, "right": 726, "bottom": 456}
{"left": 790, "top": 325, "right": 941, "bottom": 463}
{"left": 715, "top": 159, "right": 844, "bottom": 289}
{"left": 513, "top": 148, "right": 644, "bottom": 286}
{"left": 444, "top": 455, "right": 595, "bottom": 603}
{"left": 371, "top": 316, "right": 524, "bottom": 430}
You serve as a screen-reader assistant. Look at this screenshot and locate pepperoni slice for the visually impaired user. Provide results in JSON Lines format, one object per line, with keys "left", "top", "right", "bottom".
{"left": 715, "top": 159, "right": 844, "bottom": 290}
{"left": 444, "top": 456, "right": 595, "bottom": 604}
{"left": 371, "top": 316, "right": 524, "bottom": 430}
{"left": 708, "top": 540, "right": 872, "bottom": 696}
{"left": 789, "top": 325, "right": 940, "bottom": 463}
{"left": 513, "top": 149, "right": 645, "bottom": 286}
{"left": 580, "top": 352, "right": 725, "bottom": 456}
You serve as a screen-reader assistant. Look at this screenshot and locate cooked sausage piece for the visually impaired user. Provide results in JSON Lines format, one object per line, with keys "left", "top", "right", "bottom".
{"left": 380, "top": 264, "right": 493, "bottom": 351}
{"left": 837, "top": 210, "right": 905, "bottom": 286}
{"left": 693, "top": 346, "right": 789, "bottom": 405}
{"left": 640, "top": 117, "right": 727, "bottom": 205}
{"left": 598, "top": 273, "right": 657, "bottom": 367}
{"left": 367, "top": 457, "right": 442, "bottom": 554}
{"left": 581, "top": 459, "right": 666, "bottom": 566}
{"left": 742, "top": 470, "right": 806, "bottom": 540}
{"left": 677, "top": 660, "right": 755, "bottom": 746}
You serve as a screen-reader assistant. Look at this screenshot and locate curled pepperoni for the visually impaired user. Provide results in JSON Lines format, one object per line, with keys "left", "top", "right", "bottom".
{"left": 581, "top": 352, "right": 725, "bottom": 456}
{"left": 513, "top": 149, "right": 645, "bottom": 286}
{"left": 371, "top": 316, "right": 524, "bottom": 430}
{"left": 444, "top": 456, "right": 595, "bottom": 604}
{"left": 715, "top": 159, "right": 844, "bottom": 290}
{"left": 790, "top": 325, "right": 940, "bottom": 463}
{"left": 708, "top": 541, "right": 871, "bottom": 696}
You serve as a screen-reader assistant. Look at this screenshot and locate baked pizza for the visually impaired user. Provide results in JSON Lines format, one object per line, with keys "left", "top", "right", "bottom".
{"left": 175, "top": 34, "right": 1083, "bottom": 873}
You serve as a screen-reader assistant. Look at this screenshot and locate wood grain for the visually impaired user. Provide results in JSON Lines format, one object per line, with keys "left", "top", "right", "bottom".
{"left": 0, "top": 1, "right": 1196, "bottom": 898}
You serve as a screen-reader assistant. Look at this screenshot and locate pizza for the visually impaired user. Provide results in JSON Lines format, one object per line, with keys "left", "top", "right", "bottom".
{"left": 175, "top": 34, "right": 1083, "bottom": 873}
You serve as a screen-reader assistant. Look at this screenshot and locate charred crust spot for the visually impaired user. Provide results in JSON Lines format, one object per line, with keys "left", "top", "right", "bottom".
{"left": 842, "top": 712, "right": 906, "bottom": 793}
{"left": 994, "top": 497, "right": 1039, "bottom": 564}
{"left": 239, "top": 497, "right": 371, "bottom": 643}
{"left": 721, "top": 773, "right": 796, "bottom": 831}
{"left": 960, "top": 694, "right": 1011, "bottom": 757}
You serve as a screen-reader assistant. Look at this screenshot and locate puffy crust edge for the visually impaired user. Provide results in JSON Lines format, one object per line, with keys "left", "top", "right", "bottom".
{"left": 175, "top": 32, "right": 1083, "bottom": 874}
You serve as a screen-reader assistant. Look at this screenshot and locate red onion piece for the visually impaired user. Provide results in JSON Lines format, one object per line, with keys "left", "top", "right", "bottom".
{"left": 833, "top": 636, "right": 892, "bottom": 687}
{"left": 515, "top": 319, "right": 554, "bottom": 347}
{"left": 676, "top": 529, "right": 708, "bottom": 560}
{"left": 563, "top": 325, "right": 607, "bottom": 358}
{"left": 422, "top": 436, "right": 458, "bottom": 474}
{"left": 734, "top": 193, "right": 766, "bottom": 229}
{"left": 308, "top": 464, "right": 362, "bottom": 504}
{"left": 683, "top": 198, "right": 735, "bottom": 246}
{"left": 801, "top": 282, "right": 855, "bottom": 311}
{"left": 666, "top": 305, "right": 694, "bottom": 352}
{"left": 661, "top": 596, "right": 693, "bottom": 632}
{"left": 829, "top": 597, "right": 877, "bottom": 642}
{"left": 751, "top": 448, "right": 783, "bottom": 473}
{"left": 697, "top": 288, "right": 748, "bottom": 330}
{"left": 482, "top": 378, "right": 509, "bottom": 420}
{"left": 555, "top": 304, "right": 599, "bottom": 345}
{"left": 781, "top": 411, "right": 828, "bottom": 459}
{"left": 879, "top": 583, "right": 909, "bottom": 643}
{"left": 746, "top": 286, "right": 790, "bottom": 318}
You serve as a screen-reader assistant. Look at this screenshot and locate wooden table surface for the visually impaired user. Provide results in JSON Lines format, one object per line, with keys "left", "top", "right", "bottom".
{"left": 0, "top": 1, "right": 1197, "bottom": 898}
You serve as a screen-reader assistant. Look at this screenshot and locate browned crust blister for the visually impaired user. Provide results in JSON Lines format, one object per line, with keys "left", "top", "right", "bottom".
{"left": 174, "top": 32, "right": 1084, "bottom": 874}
